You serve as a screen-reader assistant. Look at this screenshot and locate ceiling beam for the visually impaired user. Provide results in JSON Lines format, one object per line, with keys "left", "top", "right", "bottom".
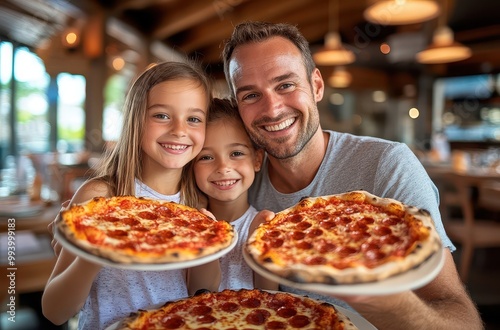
{"left": 177, "top": 0, "right": 312, "bottom": 54}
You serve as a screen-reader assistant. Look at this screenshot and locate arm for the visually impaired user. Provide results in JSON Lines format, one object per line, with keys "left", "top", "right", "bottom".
{"left": 42, "top": 179, "right": 111, "bottom": 325}
{"left": 186, "top": 260, "right": 221, "bottom": 295}
{"left": 339, "top": 250, "right": 483, "bottom": 330}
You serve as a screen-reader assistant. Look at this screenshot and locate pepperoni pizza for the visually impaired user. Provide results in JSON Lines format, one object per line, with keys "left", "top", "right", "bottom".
{"left": 246, "top": 190, "right": 442, "bottom": 284}
{"left": 58, "top": 196, "right": 235, "bottom": 264}
{"left": 116, "top": 289, "right": 358, "bottom": 329}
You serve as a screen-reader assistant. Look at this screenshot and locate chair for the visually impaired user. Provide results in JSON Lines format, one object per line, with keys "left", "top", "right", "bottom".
{"left": 58, "top": 164, "right": 93, "bottom": 201}
{"left": 436, "top": 171, "right": 500, "bottom": 283}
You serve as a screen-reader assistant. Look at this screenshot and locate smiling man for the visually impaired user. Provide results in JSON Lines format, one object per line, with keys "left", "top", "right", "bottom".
{"left": 222, "top": 21, "right": 483, "bottom": 330}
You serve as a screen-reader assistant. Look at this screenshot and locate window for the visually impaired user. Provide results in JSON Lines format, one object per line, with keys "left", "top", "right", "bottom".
{"left": 0, "top": 40, "right": 87, "bottom": 168}
{"left": 57, "top": 73, "right": 86, "bottom": 153}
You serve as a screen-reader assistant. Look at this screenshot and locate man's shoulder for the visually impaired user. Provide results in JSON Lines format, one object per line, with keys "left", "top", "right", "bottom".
{"left": 325, "top": 130, "right": 406, "bottom": 157}
{"left": 326, "top": 130, "right": 401, "bottom": 146}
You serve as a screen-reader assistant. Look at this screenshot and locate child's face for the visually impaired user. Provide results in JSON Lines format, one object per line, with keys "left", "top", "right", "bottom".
{"left": 141, "top": 79, "right": 208, "bottom": 172}
{"left": 194, "top": 118, "right": 263, "bottom": 203}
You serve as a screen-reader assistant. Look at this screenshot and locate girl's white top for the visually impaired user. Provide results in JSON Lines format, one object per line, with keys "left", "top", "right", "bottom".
{"left": 218, "top": 205, "right": 258, "bottom": 291}
{"left": 77, "top": 180, "right": 187, "bottom": 330}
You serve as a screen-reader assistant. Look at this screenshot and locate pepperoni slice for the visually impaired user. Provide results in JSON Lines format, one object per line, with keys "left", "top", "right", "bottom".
{"left": 160, "top": 315, "right": 185, "bottom": 329}
{"left": 246, "top": 309, "right": 270, "bottom": 325}
{"left": 373, "top": 225, "right": 392, "bottom": 236}
{"left": 219, "top": 302, "right": 239, "bottom": 313}
{"left": 241, "top": 297, "right": 261, "bottom": 308}
{"left": 381, "top": 234, "right": 400, "bottom": 245}
{"left": 107, "top": 230, "right": 128, "bottom": 239}
{"left": 296, "top": 221, "right": 312, "bottom": 231}
{"left": 267, "top": 321, "right": 287, "bottom": 329}
{"left": 319, "top": 220, "right": 336, "bottom": 229}
{"left": 317, "top": 242, "right": 336, "bottom": 253}
{"left": 276, "top": 306, "right": 297, "bottom": 318}
{"left": 296, "top": 241, "right": 313, "bottom": 250}
{"left": 192, "top": 304, "right": 212, "bottom": 315}
{"left": 289, "top": 314, "right": 311, "bottom": 328}
{"left": 291, "top": 231, "right": 306, "bottom": 240}
{"left": 269, "top": 238, "right": 284, "bottom": 248}
{"left": 123, "top": 217, "right": 140, "bottom": 226}
{"left": 138, "top": 211, "right": 158, "bottom": 220}
{"left": 288, "top": 214, "right": 303, "bottom": 223}
{"left": 335, "top": 246, "right": 358, "bottom": 257}
{"left": 304, "top": 256, "right": 326, "bottom": 265}
{"left": 306, "top": 228, "right": 323, "bottom": 238}
{"left": 334, "top": 216, "right": 351, "bottom": 226}
{"left": 197, "top": 314, "right": 216, "bottom": 324}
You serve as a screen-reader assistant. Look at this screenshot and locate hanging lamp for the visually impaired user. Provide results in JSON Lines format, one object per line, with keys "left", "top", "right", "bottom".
{"left": 364, "top": 0, "right": 440, "bottom": 25}
{"left": 328, "top": 66, "right": 352, "bottom": 88}
{"left": 416, "top": 0, "right": 471, "bottom": 64}
{"left": 313, "top": 0, "right": 355, "bottom": 66}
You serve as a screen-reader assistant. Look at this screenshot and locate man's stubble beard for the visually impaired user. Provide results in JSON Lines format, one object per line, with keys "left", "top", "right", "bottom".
{"left": 248, "top": 108, "right": 320, "bottom": 160}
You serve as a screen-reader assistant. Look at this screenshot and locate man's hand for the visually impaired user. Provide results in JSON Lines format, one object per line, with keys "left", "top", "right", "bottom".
{"left": 249, "top": 209, "right": 275, "bottom": 234}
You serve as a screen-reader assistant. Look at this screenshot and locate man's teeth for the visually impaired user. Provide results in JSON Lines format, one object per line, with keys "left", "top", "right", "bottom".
{"left": 162, "top": 144, "right": 187, "bottom": 150}
{"left": 214, "top": 180, "right": 237, "bottom": 186}
{"left": 265, "top": 118, "right": 295, "bottom": 132}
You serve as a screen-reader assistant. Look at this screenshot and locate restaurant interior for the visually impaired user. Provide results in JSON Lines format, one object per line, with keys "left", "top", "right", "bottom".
{"left": 0, "top": 0, "right": 499, "bottom": 329}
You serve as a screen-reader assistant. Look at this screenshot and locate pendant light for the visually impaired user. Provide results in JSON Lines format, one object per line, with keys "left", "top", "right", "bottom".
{"left": 364, "top": 0, "right": 440, "bottom": 25}
{"left": 313, "top": 0, "right": 355, "bottom": 66}
{"left": 416, "top": 0, "right": 471, "bottom": 64}
{"left": 328, "top": 66, "right": 352, "bottom": 88}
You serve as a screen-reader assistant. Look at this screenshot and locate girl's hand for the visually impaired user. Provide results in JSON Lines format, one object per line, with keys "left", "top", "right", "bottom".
{"left": 48, "top": 200, "right": 70, "bottom": 257}
{"left": 199, "top": 208, "right": 216, "bottom": 220}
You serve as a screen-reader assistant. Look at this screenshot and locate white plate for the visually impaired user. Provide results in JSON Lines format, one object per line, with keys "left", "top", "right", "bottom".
{"left": 104, "top": 293, "right": 377, "bottom": 330}
{"left": 243, "top": 248, "right": 445, "bottom": 296}
{"left": 55, "top": 227, "right": 238, "bottom": 271}
{"left": 336, "top": 305, "right": 377, "bottom": 330}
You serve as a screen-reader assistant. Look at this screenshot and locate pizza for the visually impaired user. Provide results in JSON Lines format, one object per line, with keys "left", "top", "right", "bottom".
{"left": 58, "top": 196, "right": 235, "bottom": 264}
{"left": 246, "top": 190, "right": 442, "bottom": 284}
{"left": 116, "top": 289, "right": 358, "bottom": 329}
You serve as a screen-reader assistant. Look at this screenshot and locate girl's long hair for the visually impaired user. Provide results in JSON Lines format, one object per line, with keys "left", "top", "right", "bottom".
{"left": 93, "top": 61, "right": 212, "bottom": 207}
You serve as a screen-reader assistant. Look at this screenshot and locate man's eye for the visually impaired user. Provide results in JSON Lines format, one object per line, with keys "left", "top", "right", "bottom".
{"left": 279, "top": 83, "right": 293, "bottom": 90}
{"left": 242, "top": 93, "right": 257, "bottom": 101}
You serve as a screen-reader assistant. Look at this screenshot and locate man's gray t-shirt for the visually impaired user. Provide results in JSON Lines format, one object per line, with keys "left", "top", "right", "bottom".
{"left": 248, "top": 130, "right": 453, "bottom": 310}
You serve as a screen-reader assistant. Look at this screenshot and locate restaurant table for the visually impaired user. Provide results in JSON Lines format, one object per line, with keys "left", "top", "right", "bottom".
{"left": 423, "top": 162, "right": 500, "bottom": 282}
{"left": 0, "top": 197, "right": 60, "bottom": 302}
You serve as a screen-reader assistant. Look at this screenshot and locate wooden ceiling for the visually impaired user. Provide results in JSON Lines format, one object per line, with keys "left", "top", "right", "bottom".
{"left": 1, "top": 0, "right": 500, "bottom": 79}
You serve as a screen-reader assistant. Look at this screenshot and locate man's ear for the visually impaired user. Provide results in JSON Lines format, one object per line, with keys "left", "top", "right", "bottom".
{"left": 312, "top": 68, "right": 324, "bottom": 103}
{"left": 254, "top": 149, "right": 265, "bottom": 172}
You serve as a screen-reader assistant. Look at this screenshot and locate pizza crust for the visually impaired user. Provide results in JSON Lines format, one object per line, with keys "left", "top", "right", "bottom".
{"left": 247, "top": 190, "right": 442, "bottom": 284}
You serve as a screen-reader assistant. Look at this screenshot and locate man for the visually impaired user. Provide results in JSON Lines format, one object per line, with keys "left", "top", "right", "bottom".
{"left": 222, "top": 21, "right": 482, "bottom": 329}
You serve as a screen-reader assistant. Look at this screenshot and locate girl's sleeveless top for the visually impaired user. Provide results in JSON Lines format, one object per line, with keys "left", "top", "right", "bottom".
{"left": 77, "top": 180, "right": 187, "bottom": 330}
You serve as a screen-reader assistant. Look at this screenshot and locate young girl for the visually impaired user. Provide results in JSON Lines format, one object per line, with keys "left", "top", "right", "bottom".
{"left": 193, "top": 98, "right": 277, "bottom": 291}
{"left": 42, "top": 61, "right": 218, "bottom": 329}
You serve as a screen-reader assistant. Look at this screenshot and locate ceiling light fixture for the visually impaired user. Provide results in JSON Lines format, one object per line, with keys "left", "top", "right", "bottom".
{"left": 416, "top": 0, "right": 471, "bottom": 64}
{"left": 364, "top": 0, "right": 440, "bottom": 25}
{"left": 61, "top": 26, "right": 81, "bottom": 49}
{"left": 313, "top": 0, "right": 355, "bottom": 66}
{"left": 416, "top": 26, "right": 471, "bottom": 64}
{"left": 328, "top": 66, "right": 352, "bottom": 88}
